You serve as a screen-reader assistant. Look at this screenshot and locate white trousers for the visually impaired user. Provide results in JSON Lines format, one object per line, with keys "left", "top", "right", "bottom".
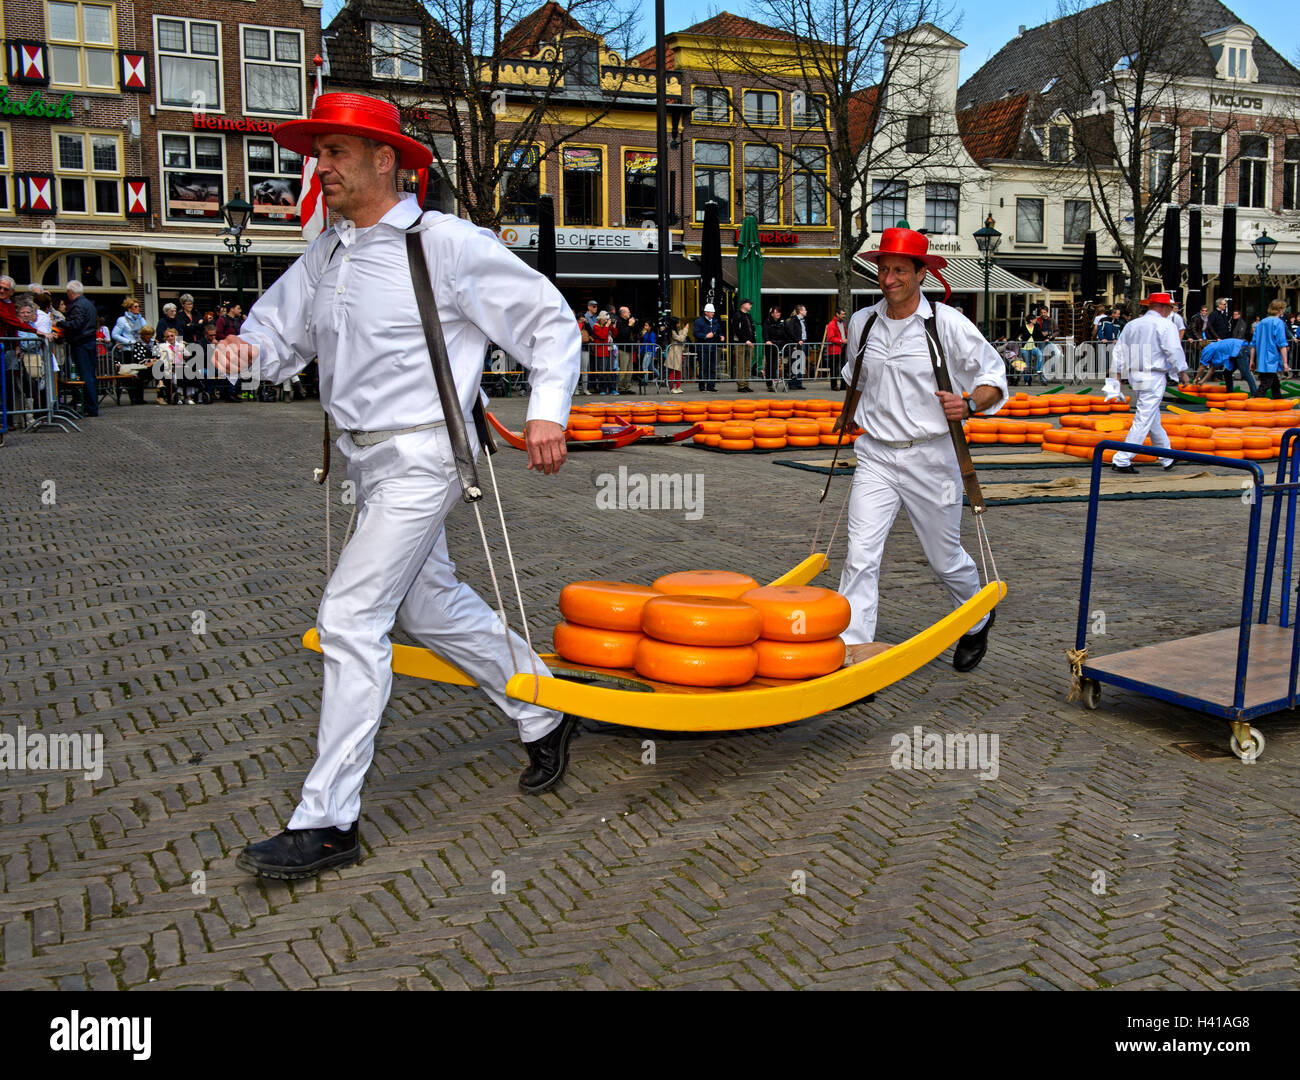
{"left": 837, "top": 435, "right": 985, "bottom": 645}
{"left": 1112, "top": 375, "right": 1172, "bottom": 468}
{"left": 288, "top": 426, "right": 561, "bottom": 830}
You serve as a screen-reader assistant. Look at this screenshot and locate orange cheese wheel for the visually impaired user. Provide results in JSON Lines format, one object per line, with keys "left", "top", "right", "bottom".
{"left": 553, "top": 621, "right": 643, "bottom": 668}
{"left": 718, "top": 438, "right": 755, "bottom": 451}
{"left": 567, "top": 414, "right": 602, "bottom": 430}
{"left": 1042, "top": 429, "right": 1069, "bottom": 443}
{"left": 569, "top": 429, "right": 604, "bottom": 441}
{"left": 1182, "top": 424, "right": 1213, "bottom": 439}
{"left": 820, "top": 433, "right": 849, "bottom": 446}
{"left": 753, "top": 420, "right": 787, "bottom": 437}
{"left": 693, "top": 433, "right": 712, "bottom": 444}
{"left": 786, "top": 435, "right": 821, "bottom": 447}
{"left": 633, "top": 638, "right": 758, "bottom": 687}
{"left": 967, "top": 419, "right": 999, "bottom": 433}
{"left": 753, "top": 636, "right": 846, "bottom": 680}
{"left": 1185, "top": 437, "right": 1215, "bottom": 451}
{"left": 1241, "top": 435, "right": 1271, "bottom": 450}
{"left": 785, "top": 420, "right": 820, "bottom": 436}
{"left": 652, "top": 570, "right": 760, "bottom": 599}
{"left": 1001, "top": 434, "right": 1027, "bottom": 444}
{"left": 704, "top": 434, "right": 722, "bottom": 446}
{"left": 1168, "top": 436, "right": 1187, "bottom": 450}
{"left": 641, "top": 595, "right": 763, "bottom": 646}
{"left": 755, "top": 436, "right": 787, "bottom": 449}
{"left": 559, "top": 580, "right": 662, "bottom": 632}
{"left": 720, "top": 423, "right": 753, "bottom": 439}
{"left": 739, "top": 585, "right": 851, "bottom": 642}
{"left": 1214, "top": 436, "right": 1244, "bottom": 450}
{"left": 699, "top": 420, "right": 724, "bottom": 434}
{"left": 969, "top": 433, "right": 998, "bottom": 444}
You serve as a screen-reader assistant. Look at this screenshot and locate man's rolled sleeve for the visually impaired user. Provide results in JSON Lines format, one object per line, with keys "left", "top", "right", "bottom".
{"left": 239, "top": 251, "right": 318, "bottom": 387}
{"left": 946, "top": 311, "right": 1008, "bottom": 415}
{"left": 450, "top": 230, "right": 579, "bottom": 427}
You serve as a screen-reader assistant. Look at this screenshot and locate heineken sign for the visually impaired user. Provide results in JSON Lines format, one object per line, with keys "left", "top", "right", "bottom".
{"left": 0, "top": 87, "right": 73, "bottom": 119}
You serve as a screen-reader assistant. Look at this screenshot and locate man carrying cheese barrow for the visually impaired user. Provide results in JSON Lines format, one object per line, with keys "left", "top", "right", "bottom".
{"left": 215, "top": 94, "right": 581, "bottom": 881}
{"left": 836, "top": 227, "right": 1007, "bottom": 672}
{"left": 1103, "top": 291, "right": 1189, "bottom": 474}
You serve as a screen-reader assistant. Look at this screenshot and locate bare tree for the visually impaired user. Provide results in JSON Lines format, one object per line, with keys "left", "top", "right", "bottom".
{"left": 1045, "top": 0, "right": 1258, "bottom": 312}
{"left": 694, "top": 0, "right": 967, "bottom": 317}
{"left": 327, "top": 0, "right": 639, "bottom": 229}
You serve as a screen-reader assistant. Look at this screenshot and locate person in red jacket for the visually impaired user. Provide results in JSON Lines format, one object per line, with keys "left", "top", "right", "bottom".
{"left": 0, "top": 275, "right": 39, "bottom": 334}
{"left": 826, "top": 308, "right": 847, "bottom": 391}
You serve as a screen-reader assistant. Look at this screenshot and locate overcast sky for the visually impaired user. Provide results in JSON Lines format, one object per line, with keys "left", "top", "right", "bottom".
{"left": 320, "top": 1, "right": 1298, "bottom": 85}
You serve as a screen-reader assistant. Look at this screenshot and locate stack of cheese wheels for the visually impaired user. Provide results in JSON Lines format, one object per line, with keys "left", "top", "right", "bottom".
{"left": 739, "top": 585, "right": 850, "bottom": 679}
{"left": 566, "top": 411, "right": 605, "bottom": 442}
{"left": 554, "top": 581, "right": 662, "bottom": 669}
{"left": 634, "top": 570, "right": 764, "bottom": 686}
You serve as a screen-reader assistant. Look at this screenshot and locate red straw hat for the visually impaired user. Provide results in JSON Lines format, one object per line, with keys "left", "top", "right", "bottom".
{"left": 1140, "top": 291, "right": 1176, "bottom": 306}
{"left": 274, "top": 93, "right": 433, "bottom": 169}
{"left": 861, "top": 227, "right": 952, "bottom": 301}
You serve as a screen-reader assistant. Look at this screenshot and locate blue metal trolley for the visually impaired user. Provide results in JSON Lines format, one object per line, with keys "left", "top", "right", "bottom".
{"left": 1071, "top": 431, "right": 1300, "bottom": 761}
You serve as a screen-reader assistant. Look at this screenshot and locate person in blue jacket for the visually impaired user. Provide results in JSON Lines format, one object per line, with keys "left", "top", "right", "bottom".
{"left": 1250, "top": 299, "right": 1290, "bottom": 399}
{"left": 1196, "top": 337, "right": 1256, "bottom": 396}
{"left": 693, "top": 303, "right": 724, "bottom": 392}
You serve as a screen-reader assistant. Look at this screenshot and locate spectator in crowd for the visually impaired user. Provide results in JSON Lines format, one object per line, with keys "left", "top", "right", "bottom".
{"left": 156, "top": 302, "right": 183, "bottom": 342}
{"left": 636, "top": 318, "right": 657, "bottom": 392}
{"left": 575, "top": 312, "right": 591, "bottom": 395}
{"left": 784, "top": 304, "right": 809, "bottom": 390}
{"left": 582, "top": 300, "right": 599, "bottom": 335}
{"left": 693, "top": 302, "right": 723, "bottom": 392}
{"left": 208, "top": 323, "right": 240, "bottom": 402}
{"left": 1017, "top": 309, "right": 1049, "bottom": 378}
{"left": 50, "top": 296, "right": 67, "bottom": 331}
{"left": 123, "top": 324, "right": 164, "bottom": 404}
{"left": 13, "top": 293, "right": 53, "bottom": 422}
{"left": 62, "top": 280, "right": 99, "bottom": 414}
{"left": 732, "top": 298, "right": 757, "bottom": 393}
{"left": 1251, "top": 299, "right": 1289, "bottom": 398}
{"left": 112, "top": 296, "right": 145, "bottom": 359}
{"left": 158, "top": 326, "right": 195, "bottom": 404}
{"left": 1189, "top": 304, "right": 1209, "bottom": 339}
{"left": 0, "top": 274, "right": 40, "bottom": 335}
{"left": 590, "top": 311, "right": 615, "bottom": 394}
{"left": 214, "top": 302, "right": 244, "bottom": 340}
{"left": 178, "top": 294, "right": 202, "bottom": 344}
{"left": 826, "top": 308, "right": 847, "bottom": 391}
{"left": 1231, "top": 308, "right": 1250, "bottom": 340}
{"left": 763, "top": 304, "right": 787, "bottom": 391}
{"left": 1169, "top": 300, "right": 1187, "bottom": 341}
{"left": 1207, "top": 298, "right": 1231, "bottom": 341}
{"left": 664, "top": 315, "right": 686, "bottom": 394}
{"left": 1035, "top": 304, "right": 1056, "bottom": 339}
{"left": 613, "top": 306, "right": 639, "bottom": 395}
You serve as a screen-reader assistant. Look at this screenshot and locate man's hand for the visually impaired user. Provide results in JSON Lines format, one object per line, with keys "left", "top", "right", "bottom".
{"left": 524, "top": 419, "right": 566, "bottom": 475}
{"left": 214, "top": 335, "right": 257, "bottom": 379}
{"left": 935, "top": 389, "right": 966, "bottom": 421}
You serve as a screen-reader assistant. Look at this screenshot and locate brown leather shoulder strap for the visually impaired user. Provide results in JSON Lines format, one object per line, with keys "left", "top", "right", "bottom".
{"left": 923, "top": 308, "right": 986, "bottom": 514}
{"left": 832, "top": 311, "right": 878, "bottom": 433}
{"left": 405, "top": 225, "right": 484, "bottom": 503}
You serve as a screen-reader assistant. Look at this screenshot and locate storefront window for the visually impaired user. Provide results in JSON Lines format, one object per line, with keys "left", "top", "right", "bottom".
{"left": 499, "top": 144, "right": 540, "bottom": 224}
{"left": 743, "top": 144, "right": 779, "bottom": 224}
{"left": 693, "top": 141, "right": 730, "bottom": 222}
{"left": 561, "top": 146, "right": 602, "bottom": 226}
{"left": 246, "top": 138, "right": 302, "bottom": 222}
{"left": 624, "top": 149, "right": 657, "bottom": 225}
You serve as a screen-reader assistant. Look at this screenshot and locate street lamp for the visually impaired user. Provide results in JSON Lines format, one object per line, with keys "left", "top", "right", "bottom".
{"left": 221, "top": 190, "right": 254, "bottom": 312}
{"left": 974, "top": 213, "right": 1002, "bottom": 339}
{"left": 1252, "top": 230, "right": 1277, "bottom": 319}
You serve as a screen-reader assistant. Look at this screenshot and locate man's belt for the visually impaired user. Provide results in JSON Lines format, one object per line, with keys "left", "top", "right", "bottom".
{"left": 348, "top": 420, "right": 445, "bottom": 447}
{"left": 871, "top": 431, "right": 947, "bottom": 450}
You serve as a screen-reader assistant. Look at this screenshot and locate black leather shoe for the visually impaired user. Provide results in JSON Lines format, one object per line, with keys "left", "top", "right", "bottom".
{"left": 236, "top": 823, "right": 360, "bottom": 880}
{"left": 1111, "top": 464, "right": 1139, "bottom": 474}
{"left": 520, "top": 714, "right": 578, "bottom": 794}
{"left": 952, "top": 609, "right": 996, "bottom": 673}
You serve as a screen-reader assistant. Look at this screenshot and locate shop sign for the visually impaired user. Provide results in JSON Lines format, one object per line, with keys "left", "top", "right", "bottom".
{"left": 192, "top": 113, "right": 278, "bottom": 134}
{"left": 499, "top": 226, "right": 651, "bottom": 249}
{"left": 733, "top": 229, "right": 798, "bottom": 246}
{"left": 0, "top": 87, "right": 72, "bottom": 119}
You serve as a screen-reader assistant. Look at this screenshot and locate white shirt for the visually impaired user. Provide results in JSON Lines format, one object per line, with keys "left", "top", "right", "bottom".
{"left": 841, "top": 294, "right": 1008, "bottom": 444}
{"left": 1171, "top": 311, "right": 1186, "bottom": 333}
{"left": 1112, "top": 310, "right": 1186, "bottom": 382}
{"left": 240, "top": 195, "right": 579, "bottom": 432}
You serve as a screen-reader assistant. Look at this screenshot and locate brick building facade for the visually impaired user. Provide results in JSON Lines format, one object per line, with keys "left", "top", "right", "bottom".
{"left": 1, "top": 0, "right": 321, "bottom": 323}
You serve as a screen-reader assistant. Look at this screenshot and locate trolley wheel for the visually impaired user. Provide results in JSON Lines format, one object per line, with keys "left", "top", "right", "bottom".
{"left": 1230, "top": 726, "right": 1265, "bottom": 761}
{"left": 1079, "top": 677, "right": 1101, "bottom": 710}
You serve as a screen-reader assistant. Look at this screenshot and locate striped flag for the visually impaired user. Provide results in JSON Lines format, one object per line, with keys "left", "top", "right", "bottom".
{"left": 298, "top": 56, "right": 325, "bottom": 241}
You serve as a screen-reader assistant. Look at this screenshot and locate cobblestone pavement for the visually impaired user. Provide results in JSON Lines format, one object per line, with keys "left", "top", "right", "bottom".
{"left": 1, "top": 392, "right": 1298, "bottom": 991}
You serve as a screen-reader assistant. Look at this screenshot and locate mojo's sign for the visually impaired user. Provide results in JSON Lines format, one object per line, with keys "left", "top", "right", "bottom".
{"left": 1210, "top": 92, "right": 1264, "bottom": 110}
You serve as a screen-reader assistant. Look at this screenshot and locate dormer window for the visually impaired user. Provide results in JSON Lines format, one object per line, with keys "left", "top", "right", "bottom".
{"left": 1203, "top": 24, "right": 1258, "bottom": 83}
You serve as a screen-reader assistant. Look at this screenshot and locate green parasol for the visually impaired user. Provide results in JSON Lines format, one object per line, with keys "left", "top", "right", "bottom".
{"left": 736, "top": 214, "right": 764, "bottom": 355}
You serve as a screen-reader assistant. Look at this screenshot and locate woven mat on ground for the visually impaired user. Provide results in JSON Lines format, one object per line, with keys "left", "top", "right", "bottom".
{"left": 973, "top": 471, "right": 1245, "bottom": 505}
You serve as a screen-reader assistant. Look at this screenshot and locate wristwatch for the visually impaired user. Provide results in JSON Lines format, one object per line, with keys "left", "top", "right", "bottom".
{"left": 962, "top": 399, "right": 978, "bottom": 419}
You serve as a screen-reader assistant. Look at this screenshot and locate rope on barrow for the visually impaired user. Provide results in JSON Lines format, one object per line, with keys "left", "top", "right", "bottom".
{"left": 1065, "top": 647, "right": 1089, "bottom": 701}
{"left": 476, "top": 444, "right": 541, "bottom": 703}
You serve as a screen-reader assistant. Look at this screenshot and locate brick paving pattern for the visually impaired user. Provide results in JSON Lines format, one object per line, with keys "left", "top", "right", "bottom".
{"left": 1, "top": 394, "right": 1298, "bottom": 990}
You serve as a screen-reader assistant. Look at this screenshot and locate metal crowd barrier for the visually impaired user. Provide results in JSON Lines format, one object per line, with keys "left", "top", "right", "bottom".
{"left": 1, "top": 335, "right": 79, "bottom": 439}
